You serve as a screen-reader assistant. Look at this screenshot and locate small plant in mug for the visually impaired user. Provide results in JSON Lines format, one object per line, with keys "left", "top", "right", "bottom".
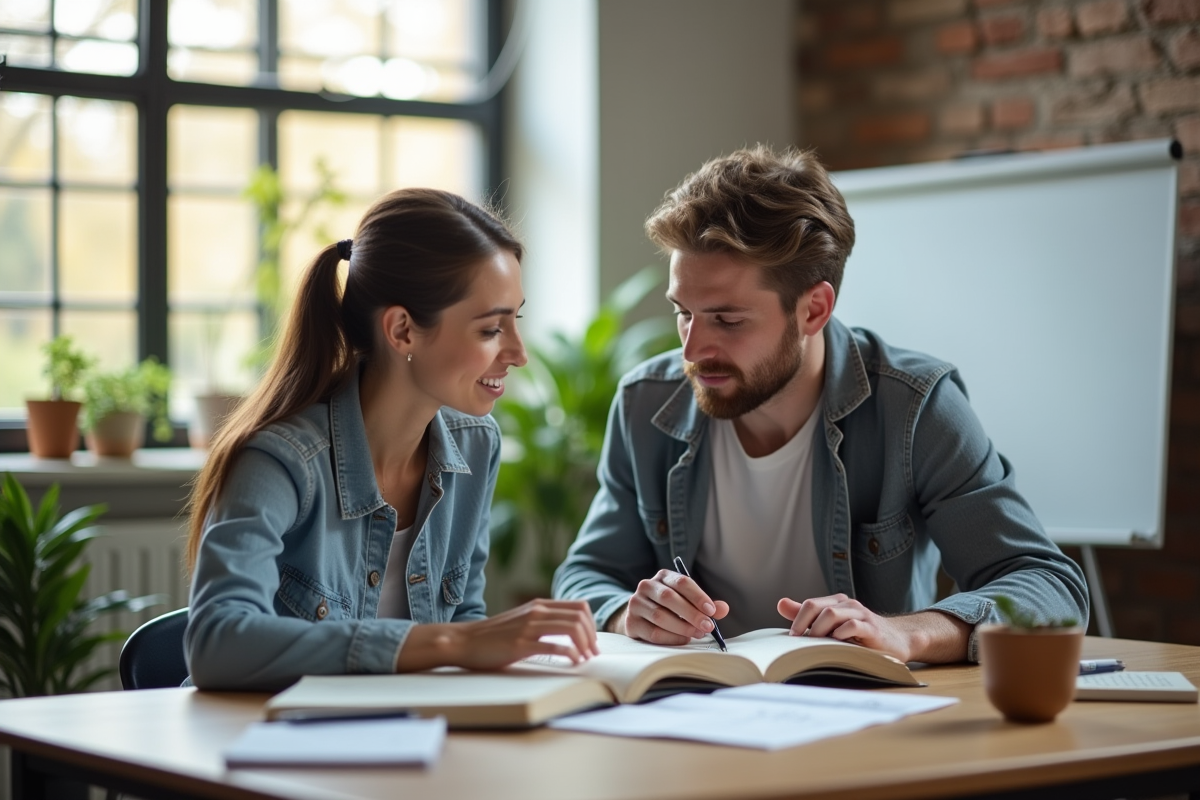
{"left": 993, "top": 595, "right": 1078, "bottom": 630}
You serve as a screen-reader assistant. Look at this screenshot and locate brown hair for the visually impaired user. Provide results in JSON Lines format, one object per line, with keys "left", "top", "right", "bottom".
{"left": 644, "top": 145, "right": 855, "bottom": 310}
{"left": 185, "top": 188, "right": 523, "bottom": 570}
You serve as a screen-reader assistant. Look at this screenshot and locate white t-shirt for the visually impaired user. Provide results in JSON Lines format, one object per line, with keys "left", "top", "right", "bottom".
{"left": 693, "top": 403, "right": 828, "bottom": 637}
{"left": 377, "top": 525, "right": 415, "bottom": 619}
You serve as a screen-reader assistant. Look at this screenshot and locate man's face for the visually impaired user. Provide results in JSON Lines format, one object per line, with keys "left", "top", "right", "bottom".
{"left": 667, "top": 250, "right": 803, "bottom": 419}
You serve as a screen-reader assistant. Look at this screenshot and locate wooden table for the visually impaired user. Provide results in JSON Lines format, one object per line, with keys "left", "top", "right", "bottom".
{"left": 3, "top": 637, "right": 1200, "bottom": 800}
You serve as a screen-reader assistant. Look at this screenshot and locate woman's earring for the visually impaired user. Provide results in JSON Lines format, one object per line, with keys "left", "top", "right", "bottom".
{"left": 407, "top": 353, "right": 413, "bottom": 363}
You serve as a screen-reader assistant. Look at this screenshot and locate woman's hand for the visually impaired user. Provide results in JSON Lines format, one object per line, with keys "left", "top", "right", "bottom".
{"left": 395, "top": 599, "right": 598, "bottom": 672}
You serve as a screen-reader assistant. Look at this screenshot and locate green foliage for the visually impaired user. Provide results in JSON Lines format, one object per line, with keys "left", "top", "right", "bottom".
{"left": 994, "top": 594, "right": 1078, "bottom": 629}
{"left": 42, "top": 335, "right": 96, "bottom": 401}
{"left": 81, "top": 357, "right": 174, "bottom": 442}
{"left": 489, "top": 267, "right": 678, "bottom": 596}
{"left": 0, "top": 473, "right": 163, "bottom": 697}
{"left": 243, "top": 158, "right": 345, "bottom": 371}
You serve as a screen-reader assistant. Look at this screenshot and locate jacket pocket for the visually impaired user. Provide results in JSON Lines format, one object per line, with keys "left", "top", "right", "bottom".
{"left": 852, "top": 509, "right": 915, "bottom": 566}
{"left": 638, "top": 504, "right": 670, "bottom": 546}
{"left": 441, "top": 560, "right": 470, "bottom": 606}
{"left": 277, "top": 563, "right": 352, "bottom": 622}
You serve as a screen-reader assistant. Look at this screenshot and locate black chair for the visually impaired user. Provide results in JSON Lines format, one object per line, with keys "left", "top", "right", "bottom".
{"left": 118, "top": 607, "right": 190, "bottom": 690}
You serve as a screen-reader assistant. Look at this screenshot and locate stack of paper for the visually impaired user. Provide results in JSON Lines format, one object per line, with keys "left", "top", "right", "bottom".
{"left": 549, "top": 683, "right": 956, "bottom": 750}
{"left": 223, "top": 716, "right": 447, "bottom": 767}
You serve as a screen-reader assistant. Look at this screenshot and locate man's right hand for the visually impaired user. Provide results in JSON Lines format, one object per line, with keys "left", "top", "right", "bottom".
{"left": 611, "top": 569, "right": 730, "bottom": 645}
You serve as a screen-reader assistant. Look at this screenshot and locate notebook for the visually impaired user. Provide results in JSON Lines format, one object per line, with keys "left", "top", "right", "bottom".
{"left": 1075, "top": 671, "right": 1199, "bottom": 703}
{"left": 223, "top": 716, "right": 447, "bottom": 767}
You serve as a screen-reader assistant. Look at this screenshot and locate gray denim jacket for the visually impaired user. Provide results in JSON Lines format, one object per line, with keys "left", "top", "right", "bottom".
{"left": 186, "top": 375, "right": 498, "bottom": 690}
{"left": 552, "top": 317, "right": 1088, "bottom": 662}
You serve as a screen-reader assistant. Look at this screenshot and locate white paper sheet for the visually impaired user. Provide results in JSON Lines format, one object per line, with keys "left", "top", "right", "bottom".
{"left": 223, "top": 716, "right": 447, "bottom": 767}
{"left": 549, "top": 685, "right": 957, "bottom": 750}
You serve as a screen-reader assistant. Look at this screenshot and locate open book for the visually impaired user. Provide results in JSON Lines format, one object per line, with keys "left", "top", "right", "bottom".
{"left": 512, "top": 628, "right": 921, "bottom": 704}
{"left": 264, "top": 629, "right": 919, "bottom": 728}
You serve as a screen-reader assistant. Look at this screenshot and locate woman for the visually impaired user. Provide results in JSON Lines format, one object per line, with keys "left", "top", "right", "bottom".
{"left": 184, "top": 189, "right": 596, "bottom": 690}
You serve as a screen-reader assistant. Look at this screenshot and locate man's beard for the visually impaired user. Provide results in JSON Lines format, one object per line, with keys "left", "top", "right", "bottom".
{"left": 684, "top": 317, "right": 803, "bottom": 419}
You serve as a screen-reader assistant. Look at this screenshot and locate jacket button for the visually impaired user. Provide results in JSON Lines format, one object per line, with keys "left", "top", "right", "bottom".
{"left": 832, "top": 551, "right": 848, "bottom": 561}
{"left": 868, "top": 538, "right": 880, "bottom": 555}
{"left": 408, "top": 573, "right": 426, "bottom": 585}
{"left": 372, "top": 512, "right": 387, "bottom": 521}
{"left": 656, "top": 519, "right": 668, "bottom": 535}
{"left": 368, "top": 570, "right": 381, "bottom": 587}
{"left": 316, "top": 599, "right": 329, "bottom": 619}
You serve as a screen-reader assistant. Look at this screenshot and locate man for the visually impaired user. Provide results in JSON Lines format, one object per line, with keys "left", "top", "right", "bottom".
{"left": 552, "top": 146, "right": 1087, "bottom": 664}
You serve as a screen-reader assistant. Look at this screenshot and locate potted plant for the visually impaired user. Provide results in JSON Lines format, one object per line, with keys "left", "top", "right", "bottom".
{"left": 488, "top": 267, "right": 677, "bottom": 601}
{"left": 978, "top": 595, "right": 1083, "bottom": 723}
{"left": 81, "top": 357, "right": 174, "bottom": 458}
{"left": 0, "top": 473, "right": 162, "bottom": 697}
{"left": 25, "top": 335, "right": 96, "bottom": 459}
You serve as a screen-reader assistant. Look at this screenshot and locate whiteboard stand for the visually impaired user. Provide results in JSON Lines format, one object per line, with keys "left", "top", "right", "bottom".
{"left": 831, "top": 138, "right": 1180, "bottom": 641}
{"left": 1080, "top": 545, "right": 1114, "bottom": 638}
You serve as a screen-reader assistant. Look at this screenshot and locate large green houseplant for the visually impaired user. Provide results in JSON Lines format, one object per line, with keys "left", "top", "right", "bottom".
{"left": 0, "top": 473, "right": 161, "bottom": 697}
{"left": 489, "top": 267, "right": 677, "bottom": 599}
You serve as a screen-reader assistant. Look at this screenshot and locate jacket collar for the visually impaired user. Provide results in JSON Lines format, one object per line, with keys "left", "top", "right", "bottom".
{"left": 651, "top": 315, "right": 873, "bottom": 441}
{"left": 328, "top": 373, "right": 471, "bottom": 520}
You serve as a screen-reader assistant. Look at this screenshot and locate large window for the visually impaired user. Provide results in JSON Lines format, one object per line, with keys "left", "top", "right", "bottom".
{"left": 0, "top": 0, "right": 501, "bottom": 435}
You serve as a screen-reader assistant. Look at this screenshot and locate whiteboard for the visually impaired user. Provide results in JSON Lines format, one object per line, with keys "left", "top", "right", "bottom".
{"left": 831, "top": 139, "right": 1180, "bottom": 548}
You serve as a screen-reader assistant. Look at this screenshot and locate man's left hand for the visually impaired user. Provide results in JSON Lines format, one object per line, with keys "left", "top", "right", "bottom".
{"left": 777, "top": 595, "right": 971, "bottom": 664}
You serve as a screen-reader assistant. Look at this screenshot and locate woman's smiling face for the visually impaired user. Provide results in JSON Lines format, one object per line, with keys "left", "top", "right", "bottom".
{"left": 408, "top": 248, "right": 528, "bottom": 416}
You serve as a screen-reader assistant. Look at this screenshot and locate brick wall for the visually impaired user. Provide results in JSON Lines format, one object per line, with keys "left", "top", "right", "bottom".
{"left": 797, "top": 0, "right": 1200, "bottom": 643}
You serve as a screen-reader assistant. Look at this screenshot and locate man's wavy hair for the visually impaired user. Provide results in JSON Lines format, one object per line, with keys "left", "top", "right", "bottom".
{"left": 645, "top": 145, "right": 856, "bottom": 311}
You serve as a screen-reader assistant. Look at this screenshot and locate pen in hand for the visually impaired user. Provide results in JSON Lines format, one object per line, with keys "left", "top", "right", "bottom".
{"left": 672, "top": 556, "right": 728, "bottom": 652}
{"left": 1079, "top": 659, "right": 1124, "bottom": 675}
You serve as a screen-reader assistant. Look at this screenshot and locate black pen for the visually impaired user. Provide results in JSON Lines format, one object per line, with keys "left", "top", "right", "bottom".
{"left": 672, "top": 556, "right": 727, "bottom": 652}
{"left": 275, "top": 710, "right": 414, "bottom": 724}
{"left": 1079, "top": 659, "right": 1125, "bottom": 675}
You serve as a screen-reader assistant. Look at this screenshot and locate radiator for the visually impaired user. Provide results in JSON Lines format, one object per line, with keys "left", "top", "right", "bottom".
{"left": 81, "top": 519, "right": 192, "bottom": 692}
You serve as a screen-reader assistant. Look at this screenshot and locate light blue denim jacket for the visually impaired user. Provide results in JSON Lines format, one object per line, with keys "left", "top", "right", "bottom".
{"left": 185, "top": 375, "right": 498, "bottom": 690}
{"left": 552, "top": 317, "right": 1088, "bottom": 662}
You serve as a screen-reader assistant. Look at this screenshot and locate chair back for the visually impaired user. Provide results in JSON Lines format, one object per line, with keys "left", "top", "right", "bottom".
{"left": 118, "top": 607, "right": 190, "bottom": 690}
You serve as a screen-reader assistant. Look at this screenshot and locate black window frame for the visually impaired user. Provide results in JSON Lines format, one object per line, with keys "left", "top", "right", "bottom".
{"left": 0, "top": 0, "right": 506, "bottom": 450}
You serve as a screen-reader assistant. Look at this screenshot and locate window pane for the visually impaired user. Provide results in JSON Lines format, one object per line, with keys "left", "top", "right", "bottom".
{"left": 169, "top": 105, "right": 257, "bottom": 190}
{"left": 0, "top": 0, "right": 50, "bottom": 29}
{"left": 60, "top": 310, "right": 136, "bottom": 373}
{"left": 279, "top": 111, "right": 381, "bottom": 195}
{"left": 0, "top": 311, "right": 52, "bottom": 412}
{"left": 59, "top": 191, "right": 137, "bottom": 303}
{"left": 386, "top": 117, "right": 482, "bottom": 200}
{"left": 59, "top": 98, "right": 137, "bottom": 184}
{"left": 387, "top": 0, "right": 480, "bottom": 66}
{"left": 56, "top": 39, "right": 139, "bottom": 76}
{"left": 168, "top": 48, "right": 258, "bottom": 85}
{"left": 170, "top": 310, "right": 258, "bottom": 402}
{"left": 169, "top": 196, "right": 257, "bottom": 302}
{"left": 279, "top": 1, "right": 379, "bottom": 62}
{"left": 0, "top": 188, "right": 52, "bottom": 296}
{"left": 168, "top": 0, "right": 255, "bottom": 48}
{"left": 0, "top": 94, "right": 52, "bottom": 183}
{"left": 0, "top": 34, "right": 53, "bottom": 68}
{"left": 54, "top": 0, "right": 137, "bottom": 39}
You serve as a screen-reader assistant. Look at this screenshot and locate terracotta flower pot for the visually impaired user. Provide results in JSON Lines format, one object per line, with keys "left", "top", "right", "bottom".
{"left": 189, "top": 393, "right": 243, "bottom": 449}
{"left": 25, "top": 400, "right": 83, "bottom": 459}
{"left": 86, "top": 411, "right": 145, "bottom": 458}
{"left": 979, "top": 623, "right": 1084, "bottom": 723}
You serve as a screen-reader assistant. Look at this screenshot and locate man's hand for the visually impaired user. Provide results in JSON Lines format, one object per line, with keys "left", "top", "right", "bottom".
{"left": 777, "top": 595, "right": 971, "bottom": 664}
{"left": 613, "top": 570, "right": 730, "bottom": 645}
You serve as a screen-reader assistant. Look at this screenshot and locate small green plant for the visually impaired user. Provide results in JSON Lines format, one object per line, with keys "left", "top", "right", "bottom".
{"left": 489, "top": 267, "right": 678, "bottom": 597}
{"left": 82, "top": 357, "right": 174, "bottom": 442}
{"left": 0, "top": 473, "right": 162, "bottom": 696}
{"left": 994, "top": 595, "right": 1078, "bottom": 629}
{"left": 42, "top": 335, "right": 95, "bottom": 401}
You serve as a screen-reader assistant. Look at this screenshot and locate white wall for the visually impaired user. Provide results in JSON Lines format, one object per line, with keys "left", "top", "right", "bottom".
{"left": 597, "top": 0, "right": 795, "bottom": 317}
{"left": 504, "top": 0, "right": 795, "bottom": 336}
